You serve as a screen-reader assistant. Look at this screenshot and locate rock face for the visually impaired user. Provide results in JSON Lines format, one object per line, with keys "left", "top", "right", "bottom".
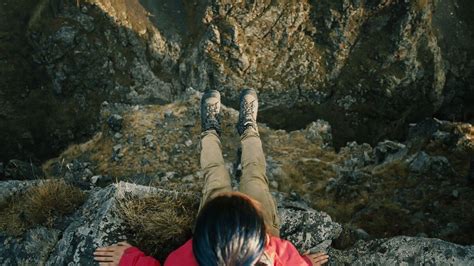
{"left": 0, "top": 90, "right": 473, "bottom": 264}
{"left": 1, "top": 0, "right": 473, "bottom": 161}
{"left": 330, "top": 236, "right": 474, "bottom": 265}
{"left": 38, "top": 88, "right": 473, "bottom": 246}
{"left": 1, "top": 181, "right": 473, "bottom": 265}
{"left": 0, "top": 181, "right": 341, "bottom": 265}
{"left": 0, "top": 1, "right": 473, "bottom": 262}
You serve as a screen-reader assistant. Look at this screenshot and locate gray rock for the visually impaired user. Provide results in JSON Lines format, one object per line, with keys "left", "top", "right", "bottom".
{"left": 340, "top": 142, "right": 374, "bottom": 169}
{"left": 184, "top": 139, "right": 193, "bottom": 147}
{"left": 305, "top": 120, "right": 333, "bottom": 148}
{"left": 433, "top": 130, "right": 452, "bottom": 143}
{"left": 2, "top": 181, "right": 473, "bottom": 264}
{"left": 373, "top": 140, "right": 407, "bottom": 164}
{"left": 408, "top": 151, "right": 432, "bottom": 173}
{"left": 329, "top": 236, "right": 474, "bottom": 265}
{"left": 182, "top": 175, "right": 194, "bottom": 183}
{"left": 0, "top": 182, "right": 342, "bottom": 264}
{"left": 82, "top": 168, "right": 93, "bottom": 179}
{"left": 278, "top": 207, "right": 342, "bottom": 253}
{"left": 144, "top": 134, "right": 155, "bottom": 148}
{"left": 73, "top": 12, "right": 95, "bottom": 32}
{"left": 430, "top": 156, "right": 453, "bottom": 175}
{"left": 113, "top": 144, "right": 122, "bottom": 153}
{"left": 325, "top": 178, "right": 337, "bottom": 193}
{"left": 354, "top": 228, "right": 370, "bottom": 241}
{"left": 0, "top": 180, "right": 43, "bottom": 204}
{"left": 310, "top": 240, "right": 333, "bottom": 253}
{"left": 46, "top": 182, "right": 345, "bottom": 264}
{"left": 163, "top": 172, "right": 177, "bottom": 181}
{"left": 45, "top": 185, "right": 127, "bottom": 265}
{"left": 0, "top": 227, "right": 61, "bottom": 265}
{"left": 112, "top": 144, "right": 124, "bottom": 161}
{"left": 164, "top": 110, "right": 173, "bottom": 118}
{"left": 107, "top": 114, "right": 123, "bottom": 132}
{"left": 407, "top": 152, "right": 453, "bottom": 175}
{"left": 270, "top": 181, "right": 279, "bottom": 189}
{"left": 53, "top": 26, "right": 78, "bottom": 47}
{"left": 266, "top": 156, "right": 288, "bottom": 182}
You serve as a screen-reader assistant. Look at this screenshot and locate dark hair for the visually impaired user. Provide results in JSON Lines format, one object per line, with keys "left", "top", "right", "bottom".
{"left": 193, "top": 193, "right": 266, "bottom": 266}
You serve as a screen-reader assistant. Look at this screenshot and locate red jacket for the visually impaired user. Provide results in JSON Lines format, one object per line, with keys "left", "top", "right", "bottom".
{"left": 119, "top": 236, "right": 312, "bottom": 265}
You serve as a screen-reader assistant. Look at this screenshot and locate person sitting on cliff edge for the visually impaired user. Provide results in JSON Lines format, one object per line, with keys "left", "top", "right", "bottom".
{"left": 93, "top": 88, "right": 329, "bottom": 266}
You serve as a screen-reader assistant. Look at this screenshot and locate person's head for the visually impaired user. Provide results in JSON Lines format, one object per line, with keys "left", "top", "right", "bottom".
{"left": 193, "top": 192, "right": 267, "bottom": 266}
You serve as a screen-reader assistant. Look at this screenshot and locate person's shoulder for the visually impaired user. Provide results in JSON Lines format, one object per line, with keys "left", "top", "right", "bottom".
{"left": 163, "top": 239, "right": 199, "bottom": 266}
{"left": 268, "top": 236, "right": 294, "bottom": 248}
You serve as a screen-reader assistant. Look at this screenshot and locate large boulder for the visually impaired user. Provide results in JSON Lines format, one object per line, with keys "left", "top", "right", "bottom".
{"left": 0, "top": 181, "right": 342, "bottom": 265}
{"left": 1, "top": 181, "right": 473, "bottom": 264}
{"left": 329, "top": 236, "right": 474, "bottom": 265}
{"left": 38, "top": 89, "right": 473, "bottom": 247}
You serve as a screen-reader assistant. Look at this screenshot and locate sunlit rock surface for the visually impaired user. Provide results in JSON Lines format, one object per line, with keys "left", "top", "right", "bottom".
{"left": 1, "top": 0, "right": 473, "bottom": 161}
{"left": 0, "top": 0, "right": 473, "bottom": 264}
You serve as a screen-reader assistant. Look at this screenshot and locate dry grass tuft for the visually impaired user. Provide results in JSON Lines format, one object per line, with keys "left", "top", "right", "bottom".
{"left": 353, "top": 200, "right": 416, "bottom": 238}
{"left": 415, "top": 0, "right": 429, "bottom": 11}
{"left": 0, "top": 180, "right": 86, "bottom": 236}
{"left": 118, "top": 193, "right": 199, "bottom": 261}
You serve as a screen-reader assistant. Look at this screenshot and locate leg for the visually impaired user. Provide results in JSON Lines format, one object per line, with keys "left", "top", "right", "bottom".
{"left": 198, "top": 130, "right": 232, "bottom": 212}
{"left": 239, "top": 128, "right": 280, "bottom": 236}
{"left": 198, "top": 90, "right": 230, "bottom": 211}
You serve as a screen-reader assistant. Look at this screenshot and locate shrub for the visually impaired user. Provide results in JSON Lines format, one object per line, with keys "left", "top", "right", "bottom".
{"left": 0, "top": 180, "right": 86, "bottom": 236}
{"left": 118, "top": 193, "right": 199, "bottom": 261}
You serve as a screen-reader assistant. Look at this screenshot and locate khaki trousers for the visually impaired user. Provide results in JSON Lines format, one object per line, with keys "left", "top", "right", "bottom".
{"left": 198, "top": 128, "right": 280, "bottom": 236}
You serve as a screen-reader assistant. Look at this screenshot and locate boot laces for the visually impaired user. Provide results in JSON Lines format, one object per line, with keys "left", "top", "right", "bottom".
{"left": 242, "top": 99, "right": 256, "bottom": 124}
{"left": 206, "top": 102, "right": 219, "bottom": 121}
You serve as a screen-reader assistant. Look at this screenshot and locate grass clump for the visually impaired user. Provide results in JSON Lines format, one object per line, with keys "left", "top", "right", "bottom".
{"left": 0, "top": 180, "right": 86, "bottom": 236}
{"left": 118, "top": 193, "right": 199, "bottom": 261}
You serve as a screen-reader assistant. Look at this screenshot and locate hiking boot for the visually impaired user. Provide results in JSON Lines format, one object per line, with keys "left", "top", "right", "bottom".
{"left": 200, "top": 90, "right": 221, "bottom": 135}
{"left": 237, "top": 88, "right": 259, "bottom": 135}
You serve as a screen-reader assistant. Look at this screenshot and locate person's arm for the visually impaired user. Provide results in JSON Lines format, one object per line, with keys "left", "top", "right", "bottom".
{"left": 94, "top": 242, "right": 161, "bottom": 266}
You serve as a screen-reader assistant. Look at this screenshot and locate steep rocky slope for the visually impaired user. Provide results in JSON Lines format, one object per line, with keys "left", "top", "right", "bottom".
{"left": 41, "top": 89, "right": 474, "bottom": 245}
{"left": 1, "top": 0, "right": 473, "bottom": 161}
{"left": 0, "top": 0, "right": 473, "bottom": 264}
{"left": 0, "top": 90, "right": 473, "bottom": 264}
